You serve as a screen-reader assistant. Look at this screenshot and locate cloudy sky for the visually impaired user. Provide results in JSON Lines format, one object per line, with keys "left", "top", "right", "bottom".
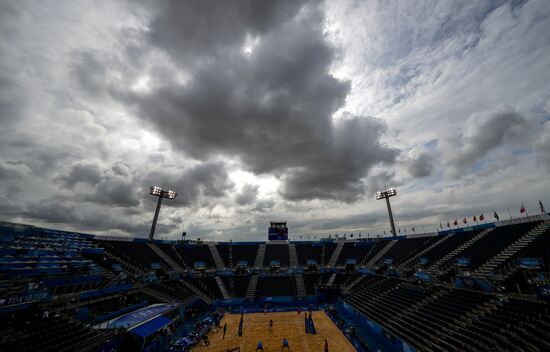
{"left": 1, "top": 0, "right": 549, "bottom": 240}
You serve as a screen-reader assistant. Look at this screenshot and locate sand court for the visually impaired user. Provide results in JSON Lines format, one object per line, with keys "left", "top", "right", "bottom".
{"left": 192, "top": 310, "right": 356, "bottom": 352}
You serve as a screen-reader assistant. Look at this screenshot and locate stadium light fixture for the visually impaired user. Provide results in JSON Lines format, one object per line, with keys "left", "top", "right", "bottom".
{"left": 148, "top": 186, "right": 177, "bottom": 242}
{"left": 376, "top": 188, "right": 397, "bottom": 237}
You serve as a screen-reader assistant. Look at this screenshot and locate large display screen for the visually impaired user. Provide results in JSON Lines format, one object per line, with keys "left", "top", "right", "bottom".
{"left": 268, "top": 226, "right": 288, "bottom": 240}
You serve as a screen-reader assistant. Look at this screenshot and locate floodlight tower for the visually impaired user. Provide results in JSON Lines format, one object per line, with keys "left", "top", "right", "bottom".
{"left": 376, "top": 188, "right": 397, "bottom": 237}
{"left": 148, "top": 186, "right": 177, "bottom": 242}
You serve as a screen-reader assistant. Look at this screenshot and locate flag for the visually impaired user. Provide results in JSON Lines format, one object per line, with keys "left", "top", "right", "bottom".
{"left": 540, "top": 200, "right": 545, "bottom": 213}
{"left": 493, "top": 210, "right": 499, "bottom": 221}
{"left": 520, "top": 204, "right": 526, "bottom": 214}
{"left": 473, "top": 215, "right": 477, "bottom": 222}
{"left": 479, "top": 214, "right": 484, "bottom": 221}
{"left": 463, "top": 217, "right": 467, "bottom": 224}
{"left": 453, "top": 219, "right": 458, "bottom": 226}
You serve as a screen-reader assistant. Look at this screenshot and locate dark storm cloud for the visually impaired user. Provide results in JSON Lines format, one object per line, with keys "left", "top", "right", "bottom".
{"left": 24, "top": 200, "right": 149, "bottom": 234}
{"left": 147, "top": 0, "right": 308, "bottom": 60}
{"left": 122, "top": 0, "right": 396, "bottom": 202}
{"left": 235, "top": 184, "right": 259, "bottom": 206}
{"left": 86, "top": 179, "right": 141, "bottom": 208}
{"left": 405, "top": 152, "right": 434, "bottom": 178}
{"left": 143, "top": 162, "right": 234, "bottom": 207}
{"left": 58, "top": 163, "right": 103, "bottom": 188}
{"left": 280, "top": 117, "right": 397, "bottom": 201}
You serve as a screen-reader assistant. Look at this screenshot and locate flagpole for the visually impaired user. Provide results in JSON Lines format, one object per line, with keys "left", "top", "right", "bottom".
{"left": 506, "top": 207, "right": 513, "bottom": 220}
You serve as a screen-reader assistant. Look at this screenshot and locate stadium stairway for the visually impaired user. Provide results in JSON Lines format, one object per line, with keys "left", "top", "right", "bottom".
{"left": 288, "top": 243, "right": 299, "bottom": 267}
{"left": 449, "top": 299, "right": 513, "bottom": 349}
{"left": 147, "top": 243, "right": 186, "bottom": 273}
{"left": 254, "top": 244, "right": 266, "bottom": 269}
{"left": 141, "top": 285, "right": 175, "bottom": 303}
{"left": 474, "top": 220, "right": 550, "bottom": 277}
{"left": 295, "top": 274, "right": 307, "bottom": 296}
{"left": 426, "top": 228, "right": 493, "bottom": 274}
{"left": 345, "top": 275, "right": 366, "bottom": 291}
{"left": 327, "top": 241, "right": 345, "bottom": 267}
{"left": 181, "top": 280, "right": 212, "bottom": 304}
{"left": 246, "top": 274, "right": 259, "bottom": 299}
{"left": 326, "top": 273, "right": 337, "bottom": 286}
{"left": 103, "top": 250, "right": 144, "bottom": 276}
{"left": 365, "top": 240, "right": 396, "bottom": 266}
{"left": 399, "top": 235, "right": 450, "bottom": 268}
{"left": 208, "top": 243, "right": 226, "bottom": 269}
{"left": 214, "top": 276, "right": 231, "bottom": 299}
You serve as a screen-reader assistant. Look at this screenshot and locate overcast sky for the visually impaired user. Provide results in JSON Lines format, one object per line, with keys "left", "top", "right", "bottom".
{"left": 1, "top": 0, "right": 549, "bottom": 240}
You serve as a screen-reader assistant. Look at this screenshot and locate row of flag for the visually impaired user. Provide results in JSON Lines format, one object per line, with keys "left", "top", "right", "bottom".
{"left": 440, "top": 201, "right": 545, "bottom": 229}
{"left": 297, "top": 201, "right": 546, "bottom": 238}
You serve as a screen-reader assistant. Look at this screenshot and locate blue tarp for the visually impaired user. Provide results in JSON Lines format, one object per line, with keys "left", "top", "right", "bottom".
{"left": 109, "top": 303, "right": 178, "bottom": 328}
{"left": 130, "top": 316, "right": 171, "bottom": 338}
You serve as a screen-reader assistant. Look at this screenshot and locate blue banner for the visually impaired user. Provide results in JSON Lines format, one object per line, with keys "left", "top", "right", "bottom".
{"left": 0, "top": 291, "right": 50, "bottom": 306}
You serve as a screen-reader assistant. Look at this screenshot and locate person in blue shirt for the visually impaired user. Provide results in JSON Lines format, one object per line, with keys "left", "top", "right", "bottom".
{"left": 256, "top": 340, "right": 264, "bottom": 352}
{"left": 281, "top": 337, "right": 290, "bottom": 351}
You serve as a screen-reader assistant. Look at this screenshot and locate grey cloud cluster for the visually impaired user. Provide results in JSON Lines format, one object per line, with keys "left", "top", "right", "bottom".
{"left": 144, "top": 162, "right": 234, "bottom": 207}
{"left": 235, "top": 184, "right": 259, "bottom": 206}
{"left": 536, "top": 121, "right": 550, "bottom": 169}
{"left": 404, "top": 151, "right": 434, "bottom": 178}
{"left": 441, "top": 108, "right": 532, "bottom": 177}
{"left": 121, "top": 0, "right": 396, "bottom": 202}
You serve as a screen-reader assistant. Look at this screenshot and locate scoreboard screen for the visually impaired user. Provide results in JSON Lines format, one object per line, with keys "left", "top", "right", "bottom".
{"left": 268, "top": 222, "right": 288, "bottom": 240}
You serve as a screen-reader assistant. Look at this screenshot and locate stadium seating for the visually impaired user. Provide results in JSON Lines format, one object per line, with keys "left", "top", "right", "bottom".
{"left": 155, "top": 243, "right": 188, "bottom": 269}
{"left": 380, "top": 236, "right": 439, "bottom": 266}
{"left": 295, "top": 243, "right": 323, "bottom": 266}
{"left": 175, "top": 244, "right": 216, "bottom": 269}
{"left": 302, "top": 273, "right": 332, "bottom": 295}
{"left": 413, "top": 229, "right": 482, "bottom": 266}
{"left": 98, "top": 240, "right": 170, "bottom": 271}
{"left": 459, "top": 222, "right": 540, "bottom": 270}
{"left": 256, "top": 276, "right": 297, "bottom": 297}
{"left": 262, "top": 243, "right": 290, "bottom": 267}
{"left": 221, "top": 276, "right": 250, "bottom": 297}
{"left": 187, "top": 276, "right": 223, "bottom": 299}
{"left": 2, "top": 218, "right": 550, "bottom": 352}
{"left": 216, "top": 243, "right": 259, "bottom": 268}
{"left": 1, "top": 306, "right": 110, "bottom": 352}
{"left": 322, "top": 242, "right": 337, "bottom": 265}
{"left": 149, "top": 280, "right": 194, "bottom": 302}
{"left": 336, "top": 242, "right": 374, "bottom": 265}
